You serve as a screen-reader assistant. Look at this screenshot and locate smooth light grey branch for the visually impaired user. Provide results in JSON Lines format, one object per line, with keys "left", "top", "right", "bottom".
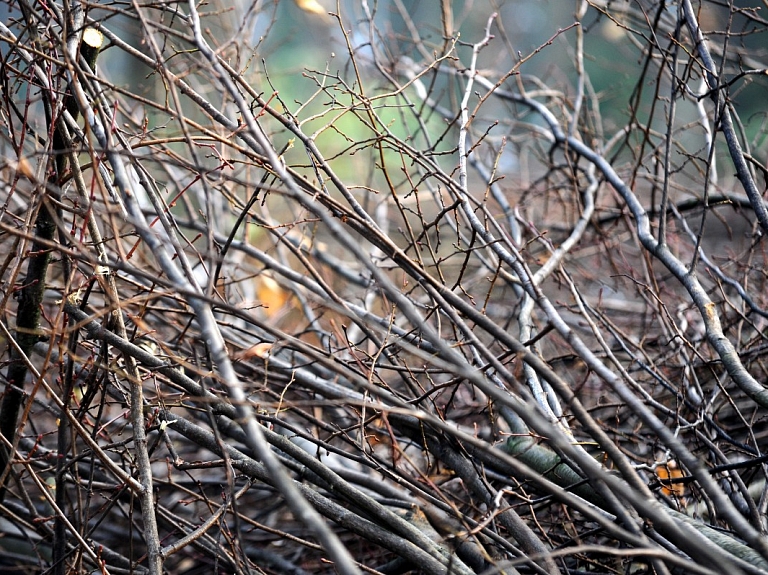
{"left": 681, "top": 0, "right": 768, "bottom": 234}
{"left": 470, "top": 74, "right": 768, "bottom": 560}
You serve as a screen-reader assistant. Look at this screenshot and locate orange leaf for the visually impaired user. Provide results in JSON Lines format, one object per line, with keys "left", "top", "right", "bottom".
{"left": 655, "top": 460, "right": 686, "bottom": 499}
{"left": 235, "top": 342, "right": 274, "bottom": 361}
{"left": 257, "top": 275, "right": 289, "bottom": 317}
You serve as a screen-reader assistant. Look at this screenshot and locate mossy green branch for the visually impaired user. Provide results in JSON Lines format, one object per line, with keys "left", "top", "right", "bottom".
{"left": 503, "top": 435, "right": 604, "bottom": 507}
{"left": 500, "top": 436, "right": 768, "bottom": 571}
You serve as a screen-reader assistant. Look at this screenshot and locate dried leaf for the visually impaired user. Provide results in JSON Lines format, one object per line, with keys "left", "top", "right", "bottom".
{"left": 655, "top": 460, "right": 686, "bottom": 500}
{"left": 257, "top": 275, "right": 290, "bottom": 317}
{"left": 236, "top": 342, "right": 274, "bottom": 361}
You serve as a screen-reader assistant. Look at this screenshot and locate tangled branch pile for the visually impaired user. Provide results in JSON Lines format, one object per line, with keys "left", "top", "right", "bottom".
{"left": 2, "top": 1, "right": 768, "bottom": 574}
